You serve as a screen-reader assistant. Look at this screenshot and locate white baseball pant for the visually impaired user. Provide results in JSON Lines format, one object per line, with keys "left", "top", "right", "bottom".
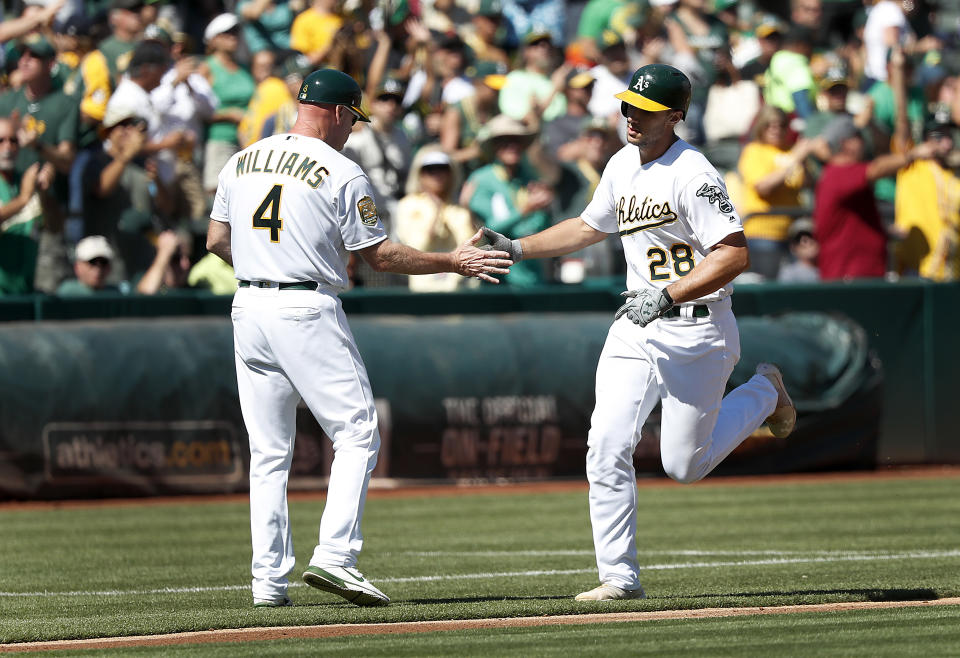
{"left": 231, "top": 285, "right": 380, "bottom": 602}
{"left": 585, "top": 297, "right": 779, "bottom": 590}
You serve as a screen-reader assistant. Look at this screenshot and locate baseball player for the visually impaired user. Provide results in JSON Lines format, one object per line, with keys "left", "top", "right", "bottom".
{"left": 482, "top": 64, "right": 796, "bottom": 601}
{"left": 206, "top": 68, "right": 512, "bottom": 608}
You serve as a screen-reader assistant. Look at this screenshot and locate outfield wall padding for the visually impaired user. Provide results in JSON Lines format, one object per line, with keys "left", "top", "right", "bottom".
{"left": 0, "top": 312, "right": 879, "bottom": 499}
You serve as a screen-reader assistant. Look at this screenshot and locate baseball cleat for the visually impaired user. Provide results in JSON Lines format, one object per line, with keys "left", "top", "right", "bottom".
{"left": 253, "top": 595, "right": 292, "bottom": 608}
{"left": 302, "top": 565, "right": 390, "bottom": 606}
{"left": 575, "top": 583, "right": 647, "bottom": 601}
{"left": 756, "top": 362, "right": 796, "bottom": 438}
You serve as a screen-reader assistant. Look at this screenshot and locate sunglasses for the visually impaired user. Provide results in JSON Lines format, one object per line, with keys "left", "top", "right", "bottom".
{"left": 342, "top": 105, "right": 363, "bottom": 125}
{"left": 87, "top": 257, "right": 110, "bottom": 267}
{"left": 0, "top": 136, "right": 18, "bottom": 145}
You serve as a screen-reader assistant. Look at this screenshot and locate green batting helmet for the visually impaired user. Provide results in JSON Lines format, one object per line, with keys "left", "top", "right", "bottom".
{"left": 616, "top": 64, "right": 691, "bottom": 119}
{"left": 298, "top": 68, "right": 371, "bottom": 122}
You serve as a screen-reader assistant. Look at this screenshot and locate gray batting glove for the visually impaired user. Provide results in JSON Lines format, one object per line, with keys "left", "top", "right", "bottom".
{"left": 481, "top": 227, "right": 523, "bottom": 262}
{"left": 614, "top": 289, "right": 674, "bottom": 326}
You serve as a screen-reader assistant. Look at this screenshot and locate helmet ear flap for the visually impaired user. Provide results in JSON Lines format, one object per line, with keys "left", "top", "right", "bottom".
{"left": 621, "top": 101, "right": 629, "bottom": 118}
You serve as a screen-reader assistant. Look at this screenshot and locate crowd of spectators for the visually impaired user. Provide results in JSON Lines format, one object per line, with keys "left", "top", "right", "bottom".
{"left": 2, "top": 0, "right": 960, "bottom": 297}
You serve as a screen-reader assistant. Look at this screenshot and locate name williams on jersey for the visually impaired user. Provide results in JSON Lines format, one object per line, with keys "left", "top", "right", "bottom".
{"left": 617, "top": 195, "right": 678, "bottom": 236}
{"left": 235, "top": 149, "right": 329, "bottom": 189}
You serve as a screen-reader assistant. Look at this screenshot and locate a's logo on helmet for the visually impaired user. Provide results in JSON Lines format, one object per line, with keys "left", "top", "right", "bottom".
{"left": 633, "top": 77, "right": 650, "bottom": 91}
{"left": 357, "top": 196, "right": 379, "bottom": 226}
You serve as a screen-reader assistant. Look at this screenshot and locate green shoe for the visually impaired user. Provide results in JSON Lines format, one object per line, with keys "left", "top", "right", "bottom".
{"left": 302, "top": 565, "right": 390, "bottom": 606}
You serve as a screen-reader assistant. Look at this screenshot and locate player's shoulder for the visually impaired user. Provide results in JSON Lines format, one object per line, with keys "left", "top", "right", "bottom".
{"left": 667, "top": 139, "right": 723, "bottom": 178}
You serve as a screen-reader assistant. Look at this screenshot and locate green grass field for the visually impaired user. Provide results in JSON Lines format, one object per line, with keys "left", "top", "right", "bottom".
{"left": 1, "top": 474, "right": 959, "bottom": 654}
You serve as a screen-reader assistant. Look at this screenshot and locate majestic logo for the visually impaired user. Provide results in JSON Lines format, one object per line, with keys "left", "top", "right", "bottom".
{"left": 616, "top": 195, "right": 678, "bottom": 236}
{"left": 696, "top": 183, "right": 734, "bottom": 214}
{"left": 357, "top": 196, "right": 379, "bottom": 226}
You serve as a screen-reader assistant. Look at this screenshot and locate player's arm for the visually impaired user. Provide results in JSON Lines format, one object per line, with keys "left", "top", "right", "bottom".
{"left": 358, "top": 230, "right": 512, "bottom": 283}
{"left": 206, "top": 219, "right": 233, "bottom": 266}
{"left": 481, "top": 217, "right": 608, "bottom": 262}
{"left": 663, "top": 231, "right": 749, "bottom": 304}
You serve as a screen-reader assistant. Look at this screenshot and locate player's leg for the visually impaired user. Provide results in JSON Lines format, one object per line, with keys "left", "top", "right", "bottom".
{"left": 271, "top": 294, "right": 380, "bottom": 570}
{"left": 583, "top": 321, "right": 661, "bottom": 594}
{"left": 232, "top": 305, "right": 301, "bottom": 605}
{"left": 656, "top": 306, "right": 779, "bottom": 484}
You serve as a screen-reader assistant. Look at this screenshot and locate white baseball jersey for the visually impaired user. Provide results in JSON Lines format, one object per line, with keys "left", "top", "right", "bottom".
{"left": 211, "top": 133, "right": 388, "bottom": 292}
{"left": 581, "top": 138, "right": 742, "bottom": 302}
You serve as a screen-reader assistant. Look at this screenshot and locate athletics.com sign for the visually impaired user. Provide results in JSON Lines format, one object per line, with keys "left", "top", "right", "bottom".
{"left": 42, "top": 421, "right": 244, "bottom": 489}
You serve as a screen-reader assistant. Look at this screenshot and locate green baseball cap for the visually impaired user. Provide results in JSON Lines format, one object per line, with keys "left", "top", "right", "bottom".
{"left": 616, "top": 63, "right": 692, "bottom": 118}
{"left": 22, "top": 34, "right": 56, "bottom": 60}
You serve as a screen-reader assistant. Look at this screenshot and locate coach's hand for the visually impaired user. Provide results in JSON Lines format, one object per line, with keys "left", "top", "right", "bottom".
{"left": 615, "top": 289, "right": 674, "bottom": 326}
{"left": 480, "top": 227, "right": 523, "bottom": 262}
{"left": 454, "top": 229, "right": 513, "bottom": 283}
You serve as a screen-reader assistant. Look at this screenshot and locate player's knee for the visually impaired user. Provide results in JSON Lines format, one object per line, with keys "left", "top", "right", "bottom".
{"left": 661, "top": 455, "right": 706, "bottom": 485}
{"left": 586, "top": 445, "right": 634, "bottom": 482}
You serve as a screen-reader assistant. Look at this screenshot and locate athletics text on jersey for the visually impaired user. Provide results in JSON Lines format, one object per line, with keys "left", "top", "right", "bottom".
{"left": 581, "top": 139, "right": 742, "bottom": 302}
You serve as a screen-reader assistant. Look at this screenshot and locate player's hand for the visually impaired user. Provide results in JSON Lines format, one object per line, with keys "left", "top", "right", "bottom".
{"left": 480, "top": 226, "right": 523, "bottom": 262}
{"left": 454, "top": 229, "right": 512, "bottom": 283}
{"left": 615, "top": 289, "right": 674, "bottom": 326}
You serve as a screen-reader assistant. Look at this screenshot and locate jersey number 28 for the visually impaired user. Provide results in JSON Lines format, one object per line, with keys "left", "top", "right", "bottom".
{"left": 253, "top": 184, "right": 284, "bottom": 243}
{"left": 648, "top": 244, "right": 695, "bottom": 280}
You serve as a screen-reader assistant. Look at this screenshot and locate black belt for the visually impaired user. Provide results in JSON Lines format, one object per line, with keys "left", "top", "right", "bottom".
{"left": 663, "top": 304, "right": 709, "bottom": 318}
{"left": 239, "top": 280, "right": 319, "bottom": 290}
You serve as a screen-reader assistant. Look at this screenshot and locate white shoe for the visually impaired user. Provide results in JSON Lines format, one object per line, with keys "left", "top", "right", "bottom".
{"left": 302, "top": 565, "right": 390, "bottom": 606}
{"left": 575, "top": 583, "right": 647, "bottom": 601}
{"left": 253, "top": 595, "right": 292, "bottom": 608}
{"left": 757, "top": 362, "right": 796, "bottom": 438}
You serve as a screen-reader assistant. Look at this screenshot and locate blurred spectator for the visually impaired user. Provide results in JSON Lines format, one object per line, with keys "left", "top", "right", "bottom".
{"left": 440, "top": 61, "right": 506, "bottom": 172}
{"left": 777, "top": 218, "right": 820, "bottom": 283}
{"left": 459, "top": 0, "right": 510, "bottom": 67}
{"left": 573, "top": 0, "right": 628, "bottom": 64}
{"left": 542, "top": 69, "right": 596, "bottom": 162}
{"left": 791, "top": 0, "right": 823, "bottom": 31}
{"left": 0, "top": 35, "right": 78, "bottom": 178}
{"left": 405, "top": 33, "right": 473, "bottom": 132}
{"left": 259, "top": 53, "right": 311, "bottom": 139}
{"left": 662, "top": 0, "right": 730, "bottom": 144}
{"left": 238, "top": 0, "right": 295, "bottom": 54}
{"left": 55, "top": 14, "right": 110, "bottom": 130}
{"left": 187, "top": 251, "right": 237, "bottom": 294}
{"left": 462, "top": 114, "right": 554, "bottom": 286}
{"left": 501, "top": 0, "right": 566, "bottom": 48}
{"left": 106, "top": 40, "right": 183, "bottom": 189}
{"left": 99, "top": 0, "right": 145, "bottom": 87}
{"left": 893, "top": 120, "right": 960, "bottom": 281}
{"left": 149, "top": 27, "right": 216, "bottom": 226}
{"left": 422, "top": 0, "right": 471, "bottom": 36}
{"left": 342, "top": 78, "right": 412, "bottom": 235}
{"left": 498, "top": 31, "right": 567, "bottom": 122}
{"left": 735, "top": 106, "right": 817, "bottom": 280}
{"left": 238, "top": 49, "right": 293, "bottom": 148}
{"left": 764, "top": 26, "right": 817, "bottom": 121}
{"left": 553, "top": 116, "right": 622, "bottom": 282}
{"left": 56, "top": 234, "right": 124, "bottom": 295}
{"left": 135, "top": 228, "right": 193, "bottom": 294}
{"left": 703, "top": 47, "right": 760, "bottom": 174}
{"left": 868, "top": 47, "right": 926, "bottom": 217}
{"left": 395, "top": 148, "right": 477, "bottom": 292}
{"left": 0, "top": 0, "right": 64, "bottom": 45}
{"left": 0, "top": 117, "right": 59, "bottom": 295}
{"left": 586, "top": 30, "right": 631, "bottom": 124}
{"left": 739, "top": 18, "right": 783, "bottom": 86}
{"left": 201, "top": 13, "right": 255, "bottom": 196}
{"left": 82, "top": 103, "right": 164, "bottom": 279}
{"left": 813, "top": 122, "right": 935, "bottom": 280}
{"left": 862, "top": 0, "right": 911, "bottom": 85}
{"left": 290, "top": 0, "right": 342, "bottom": 67}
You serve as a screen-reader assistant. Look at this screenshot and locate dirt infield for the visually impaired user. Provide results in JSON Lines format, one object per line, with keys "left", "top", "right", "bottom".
{"left": 2, "top": 465, "right": 958, "bottom": 511}
{"left": 2, "top": 597, "right": 958, "bottom": 653}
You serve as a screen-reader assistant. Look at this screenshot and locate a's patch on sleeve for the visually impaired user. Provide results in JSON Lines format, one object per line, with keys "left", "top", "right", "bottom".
{"left": 357, "top": 195, "right": 379, "bottom": 226}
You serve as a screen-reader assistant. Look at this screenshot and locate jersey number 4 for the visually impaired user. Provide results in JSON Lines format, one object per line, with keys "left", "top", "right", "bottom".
{"left": 253, "top": 184, "right": 284, "bottom": 243}
{"left": 648, "top": 244, "right": 695, "bottom": 280}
